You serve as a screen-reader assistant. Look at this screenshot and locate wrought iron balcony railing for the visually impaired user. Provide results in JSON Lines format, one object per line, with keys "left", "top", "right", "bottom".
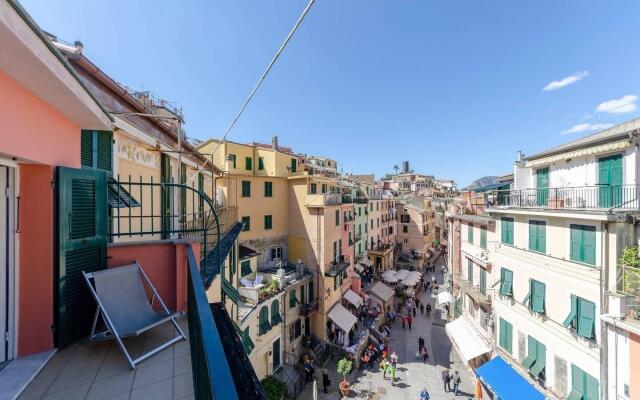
{"left": 487, "top": 185, "right": 640, "bottom": 210}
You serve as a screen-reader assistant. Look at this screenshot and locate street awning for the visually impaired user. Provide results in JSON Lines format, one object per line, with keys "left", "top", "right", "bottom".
{"left": 437, "top": 291, "right": 452, "bottom": 306}
{"left": 368, "top": 282, "right": 395, "bottom": 303}
{"left": 476, "top": 356, "right": 545, "bottom": 400}
{"left": 343, "top": 289, "right": 363, "bottom": 308}
{"left": 445, "top": 317, "right": 491, "bottom": 363}
{"left": 327, "top": 304, "right": 357, "bottom": 333}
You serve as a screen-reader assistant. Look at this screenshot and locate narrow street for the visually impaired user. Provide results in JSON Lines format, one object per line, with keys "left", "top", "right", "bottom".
{"left": 301, "top": 256, "right": 477, "bottom": 399}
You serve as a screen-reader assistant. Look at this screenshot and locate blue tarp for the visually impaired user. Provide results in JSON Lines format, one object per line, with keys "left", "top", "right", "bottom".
{"left": 476, "top": 356, "right": 546, "bottom": 400}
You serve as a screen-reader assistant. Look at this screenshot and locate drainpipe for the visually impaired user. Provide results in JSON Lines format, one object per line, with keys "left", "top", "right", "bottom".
{"left": 601, "top": 221, "right": 609, "bottom": 400}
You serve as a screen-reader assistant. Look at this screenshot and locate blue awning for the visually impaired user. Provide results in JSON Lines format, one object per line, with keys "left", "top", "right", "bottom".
{"left": 476, "top": 356, "right": 545, "bottom": 400}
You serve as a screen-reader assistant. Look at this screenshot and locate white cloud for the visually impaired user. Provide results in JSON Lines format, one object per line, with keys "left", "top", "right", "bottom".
{"left": 596, "top": 95, "right": 638, "bottom": 114}
{"left": 561, "top": 122, "right": 613, "bottom": 135}
{"left": 542, "top": 71, "right": 589, "bottom": 92}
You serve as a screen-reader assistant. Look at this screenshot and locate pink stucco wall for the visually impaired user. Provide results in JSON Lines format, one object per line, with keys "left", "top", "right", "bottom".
{"left": 0, "top": 70, "right": 80, "bottom": 167}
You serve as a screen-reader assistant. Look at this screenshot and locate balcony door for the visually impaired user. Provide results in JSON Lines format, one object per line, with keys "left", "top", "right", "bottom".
{"left": 535, "top": 168, "right": 549, "bottom": 206}
{"left": 598, "top": 154, "right": 622, "bottom": 208}
{"left": 0, "top": 165, "right": 15, "bottom": 362}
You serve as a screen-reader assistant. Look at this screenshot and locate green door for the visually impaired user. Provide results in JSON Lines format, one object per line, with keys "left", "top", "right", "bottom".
{"left": 598, "top": 154, "right": 623, "bottom": 208}
{"left": 272, "top": 338, "right": 280, "bottom": 370}
{"left": 56, "top": 167, "right": 107, "bottom": 348}
{"left": 536, "top": 168, "right": 549, "bottom": 206}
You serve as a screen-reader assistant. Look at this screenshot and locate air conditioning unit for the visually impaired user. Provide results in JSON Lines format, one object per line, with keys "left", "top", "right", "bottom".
{"left": 609, "top": 293, "right": 629, "bottom": 318}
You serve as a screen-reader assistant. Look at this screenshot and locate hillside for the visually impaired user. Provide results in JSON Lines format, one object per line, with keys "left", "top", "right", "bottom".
{"left": 463, "top": 176, "right": 500, "bottom": 191}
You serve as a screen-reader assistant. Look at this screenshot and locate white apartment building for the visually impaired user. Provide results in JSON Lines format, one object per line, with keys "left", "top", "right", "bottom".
{"left": 486, "top": 119, "right": 640, "bottom": 400}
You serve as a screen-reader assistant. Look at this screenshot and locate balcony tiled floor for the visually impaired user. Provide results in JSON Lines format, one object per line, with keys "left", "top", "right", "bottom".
{"left": 19, "top": 319, "right": 192, "bottom": 400}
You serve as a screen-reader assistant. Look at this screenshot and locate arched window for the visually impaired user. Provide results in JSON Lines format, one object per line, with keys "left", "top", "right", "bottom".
{"left": 271, "top": 300, "right": 282, "bottom": 326}
{"left": 258, "top": 306, "right": 270, "bottom": 335}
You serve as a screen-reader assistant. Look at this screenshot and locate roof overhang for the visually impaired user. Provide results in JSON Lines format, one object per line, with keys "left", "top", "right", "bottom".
{"left": 0, "top": 0, "right": 111, "bottom": 130}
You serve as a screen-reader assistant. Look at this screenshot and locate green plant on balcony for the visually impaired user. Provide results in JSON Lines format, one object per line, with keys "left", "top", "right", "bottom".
{"left": 619, "top": 247, "right": 640, "bottom": 297}
{"left": 258, "top": 280, "right": 280, "bottom": 301}
{"left": 260, "top": 376, "right": 286, "bottom": 400}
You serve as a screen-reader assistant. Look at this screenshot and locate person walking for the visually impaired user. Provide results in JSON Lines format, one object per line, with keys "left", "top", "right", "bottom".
{"left": 303, "top": 359, "right": 314, "bottom": 382}
{"left": 380, "top": 358, "right": 388, "bottom": 379}
{"left": 401, "top": 316, "right": 406, "bottom": 330}
{"left": 426, "top": 303, "right": 432, "bottom": 318}
{"left": 442, "top": 369, "right": 451, "bottom": 392}
{"left": 452, "top": 370, "right": 461, "bottom": 395}
{"left": 322, "top": 369, "right": 330, "bottom": 393}
{"left": 420, "top": 303, "right": 424, "bottom": 315}
{"left": 421, "top": 345, "right": 428, "bottom": 362}
{"left": 412, "top": 305, "right": 417, "bottom": 318}
{"left": 419, "top": 387, "right": 430, "bottom": 400}
{"left": 418, "top": 337, "right": 425, "bottom": 349}
{"left": 407, "top": 315, "right": 413, "bottom": 330}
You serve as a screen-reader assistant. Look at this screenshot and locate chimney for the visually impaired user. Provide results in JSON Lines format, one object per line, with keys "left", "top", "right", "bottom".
{"left": 74, "top": 40, "right": 84, "bottom": 54}
{"left": 272, "top": 135, "right": 278, "bottom": 151}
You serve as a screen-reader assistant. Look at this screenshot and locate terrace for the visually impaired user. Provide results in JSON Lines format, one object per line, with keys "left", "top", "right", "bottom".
{"left": 486, "top": 185, "right": 640, "bottom": 212}
{"left": 11, "top": 180, "right": 264, "bottom": 400}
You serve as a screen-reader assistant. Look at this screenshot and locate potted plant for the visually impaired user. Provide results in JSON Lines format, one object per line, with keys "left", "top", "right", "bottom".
{"left": 337, "top": 357, "right": 353, "bottom": 397}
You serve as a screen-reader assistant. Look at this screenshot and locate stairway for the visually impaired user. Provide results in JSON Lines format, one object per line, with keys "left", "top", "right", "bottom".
{"left": 202, "top": 221, "right": 243, "bottom": 288}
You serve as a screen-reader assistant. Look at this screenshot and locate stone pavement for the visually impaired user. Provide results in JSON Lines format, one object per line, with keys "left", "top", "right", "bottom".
{"left": 299, "top": 256, "right": 479, "bottom": 399}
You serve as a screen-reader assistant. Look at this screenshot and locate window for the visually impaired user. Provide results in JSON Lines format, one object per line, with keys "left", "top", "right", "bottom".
{"left": 389, "top": 226, "right": 393, "bottom": 235}
{"left": 563, "top": 295, "right": 596, "bottom": 340}
{"left": 264, "top": 181, "right": 273, "bottom": 197}
{"left": 322, "top": 184, "right": 327, "bottom": 194}
{"left": 81, "top": 130, "right": 113, "bottom": 173}
{"left": 310, "top": 183, "right": 317, "bottom": 194}
{"left": 240, "top": 327, "right": 254, "bottom": 354}
{"left": 300, "top": 286, "right": 305, "bottom": 306}
{"left": 499, "top": 318, "right": 513, "bottom": 354}
{"left": 480, "top": 268, "right": 487, "bottom": 295}
{"left": 271, "top": 300, "right": 282, "bottom": 326}
{"left": 290, "top": 319, "right": 302, "bottom": 341}
{"left": 308, "top": 281, "right": 313, "bottom": 304}
{"left": 468, "top": 223, "right": 474, "bottom": 243}
{"left": 289, "top": 290, "right": 299, "bottom": 308}
{"left": 290, "top": 158, "right": 297, "bottom": 172}
{"left": 501, "top": 217, "right": 514, "bottom": 245}
{"left": 467, "top": 259, "right": 473, "bottom": 283}
{"left": 403, "top": 225, "right": 408, "bottom": 233}
{"left": 376, "top": 203, "right": 379, "bottom": 211}
{"left": 570, "top": 224, "right": 596, "bottom": 265}
{"left": 377, "top": 218, "right": 380, "bottom": 228}
{"left": 258, "top": 157, "right": 265, "bottom": 170}
{"left": 258, "top": 306, "right": 271, "bottom": 335}
{"left": 335, "top": 210, "right": 340, "bottom": 226}
{"left": 524, "top": 279, "right": 546, "bottom": 314}
{"left": 522, "top": 336, "right": 546, "bottom": 380}
{"left": 528, "top": 220, "right": 546, "bottom": 253}
{"left": 241, "top": 260, "right": 252, "bottom": 276}
{"left": 228, "top": 154, "right": 236, "bottom": 169}
{"left": 264, "top": 215, "right": 273, "bottom": 230}
{"left": 271, "top": 247, "right": 282, "bottom": 260}
{"left": 241, "top": 216, "right": 250, "bottom": 231}
{"left": 480, "top": 226, "right": 487, "bottom": 249}
{"left": 500, "top": 268, "right": 513, "bottom": 297}
{"left": 400, "top": 214, "right": 410, "bottom": 223}
{"left": 370, "top": 203, "right": 373, "bottom": 211}
{"left": 370, "top": 219, "right": 373, "bottom": 229}
{"left": 568, "top": 365, "right": 599, "bottom": 400}
{"left": 242, "top": 180, "right": 251, "bottom": 197}
{"left": 245, "top": 156, "right": 252, "bottom": 171}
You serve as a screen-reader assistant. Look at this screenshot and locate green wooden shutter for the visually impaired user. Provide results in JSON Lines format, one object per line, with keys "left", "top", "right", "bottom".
{"left": 529, "top": 221, "right": 546, "bottom": 252}
{"left": 290, "top": 158, "right": 297, "bottom": 172}
{"left": 241, "top": 216, "right": 250, "bottom": 231}
{"left": 536, "top": 168, "right": 549, "bottom": 206}
{"left": 480, "top": 226, "right": 487, "bottom": 249}
{"left": 265, "top": 215, "right": 272, "bottom": 230}
{"left": 81, "top": 130, "right": 94, "bottom": 168}
{"left": 265, "top": 181, "right": 273, "bottom": 197}
{"left": 563, "top": 294, "right": 578, "bottom": 327}
{"left": 499, "top": 318, "right": 512, "bottom": 353}
{"left": 56, "top": 167, "right": 107, "bottom": 348}
{"left": 577, "top": 298, "right": 596, "bottom": 339}
{"left": 245, "top": 157, "right": 252, "bottom": 171}
{"left": 467, "top": 259, "right": 473, "bottom": 283}
{"left": 96, "top": 131, "right": 112, "bottom": 172}
{"left": 584, "top": 370, "right": 599, "bottom": 400}
{"left": 582, "top": 226, "right": 596, "bottom": 265}
{"left": 468, "top": 223, "right": 474, "bottom": 243}
{"left": 530, "top": 339, "right": 546, "bottom": 377}
{"left": 501, "top": 217, "right": 514, "bottom": 245}
{"left": 258, "top": 157, "right": 265, "bottom": 170}
{"left": 289, "top": 290, "right": 297, "bottom": 308}
{"left": 501, "top": 268, "right": 513, "bottom": 296}
{"left": 522, "top": 336, "right": 536, "bottom": 370}
{"left": 271, "top": 300, "right": 282, "bottom": 325}
{"left": 531, "top": 280, "right": 546, "bottom": 313}
{"left": 480, "top": 268, "right": 486, "bottom": 295}
{"left": 570, "top": 225, "right": 582, "bottom": 263}
{"left": 259, "top": 306, "right": 270, "bottom": 335}
{"left": 242, "top": 181, "right": 251, "bottom": 197}
{"left": 272, "top": 338, "right": 281, "bottom": 369}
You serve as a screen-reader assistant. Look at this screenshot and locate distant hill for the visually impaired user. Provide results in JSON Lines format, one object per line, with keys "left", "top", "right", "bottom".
{"left": 463, "top": 176, "right": 500, "bottom": 191}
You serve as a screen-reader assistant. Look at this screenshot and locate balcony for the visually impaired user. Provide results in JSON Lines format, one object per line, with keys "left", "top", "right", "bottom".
{"left": 19, "top": 242, "right": 265, "bottom": 400}
{"left": 488, "top": 185, "right": 640, "bottom": 211}
{"left": 324, "top": 255, "right": 351, "bottom": 277}
{"left": 305, "top": 193, "right": 342, "bottom": 207}
{"left": 369, "top": 242, "right": 394, "bottom": 255}
{"left": 239, "top": 263, "right": 311, "bottom": 306}
{"left": 299, "top": 300, "right": 319, "bottom": 316}
{"left": 617, "top": 264, "right": 640, "bottom": 320}
{"left": 461, "top": 279, "right": 491, "bottom": 310}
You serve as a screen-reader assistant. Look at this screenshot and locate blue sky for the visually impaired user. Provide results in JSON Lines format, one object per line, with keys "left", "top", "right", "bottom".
{"left": 21, "top": 0, "right": 640, "bottom": 187}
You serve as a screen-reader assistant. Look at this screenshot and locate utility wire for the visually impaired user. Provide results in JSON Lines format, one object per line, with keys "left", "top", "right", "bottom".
{"left": 188, "top": 0, "right": 316, "bottom": 183}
